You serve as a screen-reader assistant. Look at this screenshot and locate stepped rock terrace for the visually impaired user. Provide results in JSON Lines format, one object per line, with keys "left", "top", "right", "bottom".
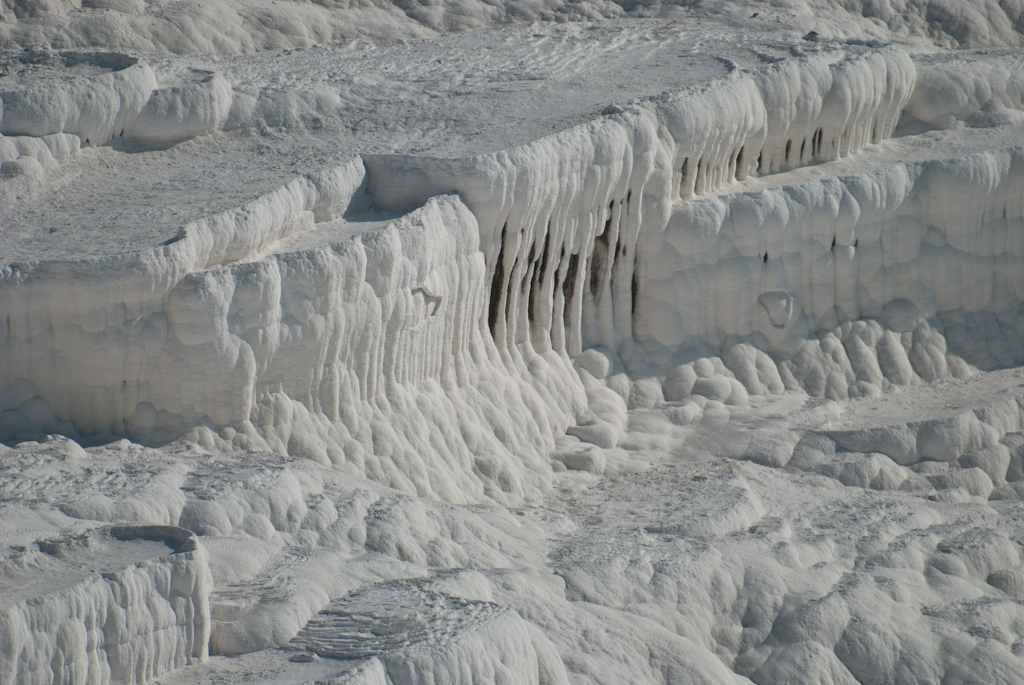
{"left": 3, "top": 11, "right": 1024, "bottom": 685}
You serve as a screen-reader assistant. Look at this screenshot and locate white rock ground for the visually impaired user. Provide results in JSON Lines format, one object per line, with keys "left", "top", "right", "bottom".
{"left": 4, "top": 3, "right": 1024, "bottom": 684}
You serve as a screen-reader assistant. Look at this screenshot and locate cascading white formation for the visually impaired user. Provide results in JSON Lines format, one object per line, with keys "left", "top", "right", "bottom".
{"left": 3, "top": 36, "right": 1024, "bottom": 685}
{"left": 636, "top": 51, "right": 1024, "bottom": 412}
{"left": 1, "top": 43, "right": 966, "bottom": 497}
{"left": 3, "top": 41, "right": 1023, "bottom": 503}
{"left": 367, "top": 46, "right": 915, "bottom": 367}
{"left": 365, "top": 45, "right": 931, "bottom": 446}
{"left": 0, "top": 158, "right": 582, "bottom": 504}
{"left": 372, "top": 44, "right": 1024, "bottom": 428}
{"left": 642, "top": 149, "right": 1024, "bottom": 387}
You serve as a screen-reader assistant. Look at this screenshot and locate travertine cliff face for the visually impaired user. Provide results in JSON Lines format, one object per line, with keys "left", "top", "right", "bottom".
{"left": 5, "top": 44, "right": 1024, "bottom": 500}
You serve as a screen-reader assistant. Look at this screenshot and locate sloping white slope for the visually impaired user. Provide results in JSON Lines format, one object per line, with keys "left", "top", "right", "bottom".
{"left": 6, "top": 397, "right": 1024, "bottom": 685}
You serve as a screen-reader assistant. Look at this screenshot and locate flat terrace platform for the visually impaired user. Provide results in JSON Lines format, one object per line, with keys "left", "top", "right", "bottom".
{"left": 0, "top": 18, "right": 748, "bottom": 265}
{"left": 2, "top": 22, "right": 1023, "bottom": 268}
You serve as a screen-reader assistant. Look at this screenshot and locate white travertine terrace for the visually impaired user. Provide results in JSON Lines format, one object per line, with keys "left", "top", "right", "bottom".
{"left": 0, "top": 45, "right": 935, "bottom": 500}
{"left": 4, "top": 9, "right": 1024, "bottom": 685}
{"left": 1, "top": 167, "right": 580, "bottom": 503}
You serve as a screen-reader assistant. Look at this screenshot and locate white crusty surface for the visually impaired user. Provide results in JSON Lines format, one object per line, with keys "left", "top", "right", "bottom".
{"left": 4, "top": 3, "right": 1024, "bottom": 685}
